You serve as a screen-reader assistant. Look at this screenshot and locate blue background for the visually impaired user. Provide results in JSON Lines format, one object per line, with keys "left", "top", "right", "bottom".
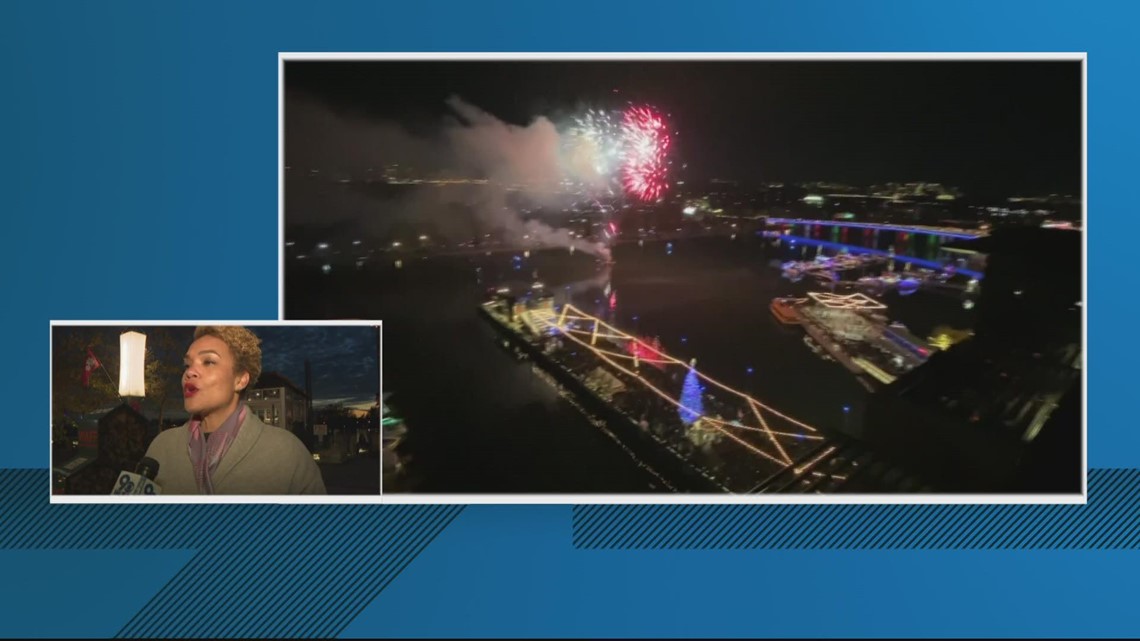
{"left": 2, "top": 0, "right": 1128, "bottom": 637}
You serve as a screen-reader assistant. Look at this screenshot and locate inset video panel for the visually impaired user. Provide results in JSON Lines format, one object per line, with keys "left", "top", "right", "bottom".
{"left": 51, "top": 322, "right": 381, "bottom": 500}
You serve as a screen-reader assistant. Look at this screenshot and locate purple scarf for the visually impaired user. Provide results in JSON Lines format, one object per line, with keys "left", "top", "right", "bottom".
{"left": 187, "top": 404, "right": 247, "bottom": 494}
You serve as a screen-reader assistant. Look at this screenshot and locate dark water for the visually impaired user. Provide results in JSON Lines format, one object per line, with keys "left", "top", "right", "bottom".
{"left": 285, "top": 235, "right": 977, "bottom": 493}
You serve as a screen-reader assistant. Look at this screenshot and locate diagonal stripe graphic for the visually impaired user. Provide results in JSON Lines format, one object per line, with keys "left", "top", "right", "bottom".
{"left": 1, "top": 470, "right": 463, "bottom": 638}
{"left": 115, "top": 504, "right": 460, "bottom": 639}
{"left": 572, "top": 469, "right": 1140, "bottom": 549}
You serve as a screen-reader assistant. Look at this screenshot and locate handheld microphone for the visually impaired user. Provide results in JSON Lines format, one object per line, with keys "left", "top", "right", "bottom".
{"left": 110, "top": 457, "right": 162, "bottom": 495}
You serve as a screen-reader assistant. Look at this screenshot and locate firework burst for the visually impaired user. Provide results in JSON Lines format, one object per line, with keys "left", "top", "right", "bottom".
{"left": 567, "top": 109, "right": 624, "bottom": 178}
{"left": 563, "top": 104, "right": 673, "bottom": 202}
{"left": 620, "top": 105, "right": 671, "bottom": 202}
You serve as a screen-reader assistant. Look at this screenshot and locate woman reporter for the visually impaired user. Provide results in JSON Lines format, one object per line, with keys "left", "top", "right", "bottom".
{"left": 145, "top": 326, "right": 326, "bottom": 495}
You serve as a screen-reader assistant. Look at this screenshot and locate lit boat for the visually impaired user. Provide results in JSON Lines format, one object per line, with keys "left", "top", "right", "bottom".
{"left": 898, "top": 278, "right": 920, "bottom": 296}
{"left": 770, "top": 298, "right": 803, "bottom": 324}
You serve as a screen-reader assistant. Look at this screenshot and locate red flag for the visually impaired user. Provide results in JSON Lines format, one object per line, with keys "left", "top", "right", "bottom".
{"left": 82, "top": 348, "right": 101, "bottom": 387}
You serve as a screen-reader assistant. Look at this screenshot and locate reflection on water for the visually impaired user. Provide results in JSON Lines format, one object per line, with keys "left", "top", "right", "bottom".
{"left": 286, "top": 234, "right": 979, "bottom": 493}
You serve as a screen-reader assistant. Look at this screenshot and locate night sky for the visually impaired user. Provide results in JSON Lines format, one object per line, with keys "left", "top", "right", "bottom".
{"left": 256, "top": 326, "right": 380, "bottom": 409}
{"left": 286, "top": 60, "right": 1081, "bottom": 200}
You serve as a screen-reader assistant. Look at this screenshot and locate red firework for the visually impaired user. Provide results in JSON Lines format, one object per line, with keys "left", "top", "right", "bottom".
{"left": 620, "top": 105, "right": 671, "bottom": 201}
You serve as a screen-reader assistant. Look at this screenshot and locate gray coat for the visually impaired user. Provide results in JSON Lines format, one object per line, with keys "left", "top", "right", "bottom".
{"left": 144, "top": 410, "right": 326, "bottom": 495}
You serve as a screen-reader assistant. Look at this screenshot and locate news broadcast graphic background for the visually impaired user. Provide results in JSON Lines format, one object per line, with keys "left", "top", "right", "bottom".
{"left": 2, "top": 0, "right": 1130, "bottom": 637}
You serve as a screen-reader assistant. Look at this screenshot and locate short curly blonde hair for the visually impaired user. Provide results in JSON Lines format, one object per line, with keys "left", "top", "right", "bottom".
{"left": 193, "top": 326, "right": 262, "bottom": 395}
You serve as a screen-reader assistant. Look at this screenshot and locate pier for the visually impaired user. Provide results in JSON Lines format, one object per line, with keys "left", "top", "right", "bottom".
{"left": 481, "top": 294, "right": 927, "bottom": 493}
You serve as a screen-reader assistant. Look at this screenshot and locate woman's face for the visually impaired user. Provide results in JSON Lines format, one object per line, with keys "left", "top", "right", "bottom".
{"left": 182, "top": 335, "right": 248, "bottom": 417}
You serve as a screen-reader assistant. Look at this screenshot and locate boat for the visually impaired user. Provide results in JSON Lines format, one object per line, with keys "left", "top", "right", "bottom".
{"left": 770, "top": 297, "right": 803, "bottom": 325}
{"left": 897, "top": 278, "right": 920, "bottom": 296}
{"left": 853, "top": 357, "right": 898, "bottom": 385}
{"left": 802, "top": 336, "right": 836, "bottom": 362}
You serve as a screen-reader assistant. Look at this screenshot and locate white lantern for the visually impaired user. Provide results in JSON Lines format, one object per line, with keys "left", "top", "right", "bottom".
{"left": 119, "top": 331, "right": 147, "bottom": 397}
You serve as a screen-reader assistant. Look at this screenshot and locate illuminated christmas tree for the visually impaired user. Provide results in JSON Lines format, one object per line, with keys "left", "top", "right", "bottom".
{"left": 678, "top": 359, "right": 703, "bottom": 426}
